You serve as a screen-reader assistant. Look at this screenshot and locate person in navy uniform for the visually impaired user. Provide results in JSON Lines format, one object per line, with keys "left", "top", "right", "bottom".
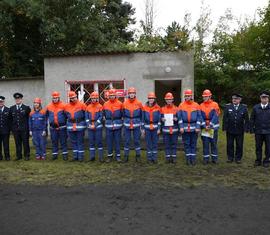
{"left": 250, "top": 91, "right": 270, "bottom": 167}
{"left": 9, "top": 93, "right": 31, "bottom": 160}
{"left": 222, "top": 94, "right": 249, "bottom": 164}
{"left": 0, "top": 96, "right": 11, "bottom": 160}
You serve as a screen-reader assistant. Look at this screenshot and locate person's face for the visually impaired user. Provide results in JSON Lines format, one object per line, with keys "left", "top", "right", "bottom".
{"left": 109, "top": 95, "right": 116, "bottom": 100}
{"left": 232, "top": 97, "right": 241, "bottom": 105}
{"left": 15, "top": 98, "right": 22, "bottom": 105}
{"left": 70, "top": 97, "right": 77, "bottom": 103}
{"left": 91, "top": 98, "right": 98, "bottom": 103}
{"left": 0, "top": 100, "right": 4, "bottom": 107}
{"left": 52, "top": 97, "right": 60, "bottom": 103}
{"left": 148, "top": 98, "right": 155, "bottom": 105}
{"left": 34, "top": 102, "right": 40, "bottom": 109}
{"left": 128, "top": 92, "right": 136, "bottom": 99}
{"left": 185, "top": 95, "right": 192, "bottom": 101}
{"left": 260, "top": 96, "right": 269, "bottom": 104}
{"left": 165, "top": 99, "right": 173, "bottom": 105}
{"left": 203, "top": 96, "right": 211, "bottom": 102}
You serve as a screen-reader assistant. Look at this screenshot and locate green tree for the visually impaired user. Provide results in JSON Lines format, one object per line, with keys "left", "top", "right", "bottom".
{"left": 0, "top": 0, "right": 136, "bottom": 77}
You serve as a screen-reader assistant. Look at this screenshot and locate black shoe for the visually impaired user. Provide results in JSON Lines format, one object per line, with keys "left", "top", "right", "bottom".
{"left": 63, "top": 156, "right": 68, "bottom": 161}
{"left": 212, "top": 159, "right": 218, "bottom": 164}
{"left": 70, "top": 158, "right": 78, "bottom": 162}
{"left": 263, "top": 162, "right": 269, "bottom": 168}
{"left": 25, "top": 157, "right": 30, "bottom": 161}
{"left": 52, "top": 156, "right": 58, "bottom": 161}
{"left": 227, "top": 159, "right": 233, "bottom": 163}
{"left": 78, "top": 159, "right": 84, "bottom": 162}
{"left": 152, "top": 160, "right": 158, "bottom": 164}
{"left": 254, "top": 161, "right": 262, "bottom": 167}
{"left": 186, "top": 159, "right": 191, "bottom": 166}
{"left": 203, "top": 159, "right": 209, "bottom": 165}
{"left": 0, "top": 157, "right": 2, "bottom": 161}
{"left": 147, "top": 160, "right": 153, "bottom": 164}
{"left": 135, "top": 155, "right": 141, "bottom": 163}
{"left": 165, "top": 158, "right": 170, "bottom": 164}
{"left": 89, "top": 158, "right": 95, "bottom": 162}
{"left": 191, "top": 160, "right": 196, "bottom": 166}
{"left": 235, "top": 160, "right": 241, "bottom": 164}
{"left": 5, "top": 157, "right": 10, "bottom": 161}
{"left": 172, "top": 158, "right": 177, "bottom": 164}
{"left": 123, "top": 156, "right": 129, "bottom": 163}
{"left": 99, "top": 158, "right": 104, "bottom": 163}
{"left": 15, "top": 157, "right": 22, "bottom": 161}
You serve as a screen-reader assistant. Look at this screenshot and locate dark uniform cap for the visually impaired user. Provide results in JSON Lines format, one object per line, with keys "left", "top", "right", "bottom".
{"left": 0, "top": 96, "right": 5, "bottom": 101}
{"left": 232, "top": 93, "right": 243, "bottom": 99}
{"left": 260, "top": 91, "right": 270, "bottom": 97}
{"left": 13, "top": 93, "right": 23, "bottom": 99}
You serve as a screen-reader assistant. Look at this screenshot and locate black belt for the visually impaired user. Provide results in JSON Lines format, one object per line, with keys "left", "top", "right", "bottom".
{"left": 50, "top": 123, "right": 66, "bottom": 128}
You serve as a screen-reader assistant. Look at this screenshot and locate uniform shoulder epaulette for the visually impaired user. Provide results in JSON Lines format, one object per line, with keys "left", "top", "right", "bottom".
{"left": 242, "top": 104, "right": 247, "bottom": 107}
{"left": 225, "top": 103, "right": 231, "bottom": 106}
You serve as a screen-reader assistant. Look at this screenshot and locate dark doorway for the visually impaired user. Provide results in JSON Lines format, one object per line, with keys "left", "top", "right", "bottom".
{"left": 155, "top": 80, "right": 181, "bottom": 106}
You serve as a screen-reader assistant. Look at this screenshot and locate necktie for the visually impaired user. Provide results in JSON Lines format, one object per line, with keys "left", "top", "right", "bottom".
{"left": 234, "top": 105, "right": 238, "bottom": 110}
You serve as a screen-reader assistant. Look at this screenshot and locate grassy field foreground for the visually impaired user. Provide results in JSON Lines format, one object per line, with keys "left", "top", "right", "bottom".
{"left": 0, "top": 129, "right": 269, "bottom": 189}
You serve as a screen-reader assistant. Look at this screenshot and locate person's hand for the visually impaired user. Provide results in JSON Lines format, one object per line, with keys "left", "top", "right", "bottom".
{"left": 157, "top": 129, "right": 161, "bottom": 135}
{"left": 161, "top": 118, "right": 166, "bottom": 122}
{"left": 42, "top": 131, "right": 46, "bottom": 136}
{"left": 173, "top": 117, "right": 177, "bottom": 121}
{"left": 29, "top": 131, "right": 32, "bottom": 137}
{"left": 205, "top": 126, "right": 210, "bottom": 131}
{"left": 180, "top": 128, "right": 184, "bottom": 134}
{"left": 195, "top": 128, "right": 200, "bottom": 133}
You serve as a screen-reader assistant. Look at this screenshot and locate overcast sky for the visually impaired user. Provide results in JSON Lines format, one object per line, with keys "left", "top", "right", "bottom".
{"left": 127, "top": 0, "right": 269, "bottom": 34}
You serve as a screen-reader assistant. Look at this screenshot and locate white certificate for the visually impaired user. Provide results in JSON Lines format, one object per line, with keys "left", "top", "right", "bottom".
{"left": 164, "top": 114, "right": 174, "bottom": 126}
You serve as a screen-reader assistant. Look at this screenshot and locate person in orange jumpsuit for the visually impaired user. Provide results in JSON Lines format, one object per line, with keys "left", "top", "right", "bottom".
{"left": 200, "top": 89, "right": 220, "bottom": 164}
{"left": 178, "top": 89, "right": 201, "bottom": 166}
{"left": 142, "top": 92, "right": 161, "bottom": 163}
{"left": 123, "top": 87, "right": 143, "bottom": 162}
{"left": 85, "top": 91, "right": 104, "bottom": 162}
{"left": 46, "top": 91, "right": 68, "bottom": 160}
{"left": 65, "top": 91, "right": 86, "bottom": 162}
{"left": 103, "top": 89, "right": 123, "bottom": 162}
{"left": 161, "top": 92, "right": 179, "bottom": 164}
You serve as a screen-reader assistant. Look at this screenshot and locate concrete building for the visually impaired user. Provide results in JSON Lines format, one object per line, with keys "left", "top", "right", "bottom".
{"left": 0, "top": 50, "right": 194, "bottom": 107}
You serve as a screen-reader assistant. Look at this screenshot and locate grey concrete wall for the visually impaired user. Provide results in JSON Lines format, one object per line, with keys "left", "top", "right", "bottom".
{"left": 44, "top": 51, "right": 194, "bottom": 105}
{"left": 0, "top": 79, "right": 45, "bottom": 107}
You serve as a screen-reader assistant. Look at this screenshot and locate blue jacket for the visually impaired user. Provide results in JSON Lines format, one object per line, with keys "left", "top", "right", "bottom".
{"left": 29, "top": 109, "right": 47, "bottom": 132}
{"left": 123, "top": 99, "right": 143, "bottom": 129}
{"left": 85, "top": 103, "right": 103, "bottom": 130}
{"left": 46, "top": 101, "right": 67, "bottom": 129}
{"left": 103, "top": 99, "right": 123, "bottom": 130}
{"left": 142, "top": 103, "right": 161, "bottom": 131}
{"left": 178, "top": 101, "right": 201, "bottom": 132}
{"left": 250, "top": 103, "right": 270, "bottom": 134}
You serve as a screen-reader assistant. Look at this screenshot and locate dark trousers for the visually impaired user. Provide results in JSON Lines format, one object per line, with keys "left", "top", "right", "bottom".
{"left": 13, "top": 131, "right": 30, "bottom": 159}
{"left": 255, "top": 134, "right": 270, "bottom": 163}
{"left": 226, "top": 132, "right": 244, "bottom": 161}
{"left": 0, "top": 133, "right": 10, "bottom": 160}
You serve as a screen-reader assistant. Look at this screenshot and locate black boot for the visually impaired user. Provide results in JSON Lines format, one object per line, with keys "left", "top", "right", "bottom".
{"left": 123, "top": 156, "right": 129, "bottom": 163}
{"left": 135, "top": 155, "right": 141, "bottom": 163}
{"left": 203, "top": 158, "right": 209, "bottom": 165}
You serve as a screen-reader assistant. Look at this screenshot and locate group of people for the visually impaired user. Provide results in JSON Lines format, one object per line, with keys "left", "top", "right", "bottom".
{"left": 0, "top": 88, "right": 269, "bottom": 167}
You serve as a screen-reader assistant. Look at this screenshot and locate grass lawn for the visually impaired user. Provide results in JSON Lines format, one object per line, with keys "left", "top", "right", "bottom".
{"left": 0, "top": 128, "right": 269, "bottom": 189}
